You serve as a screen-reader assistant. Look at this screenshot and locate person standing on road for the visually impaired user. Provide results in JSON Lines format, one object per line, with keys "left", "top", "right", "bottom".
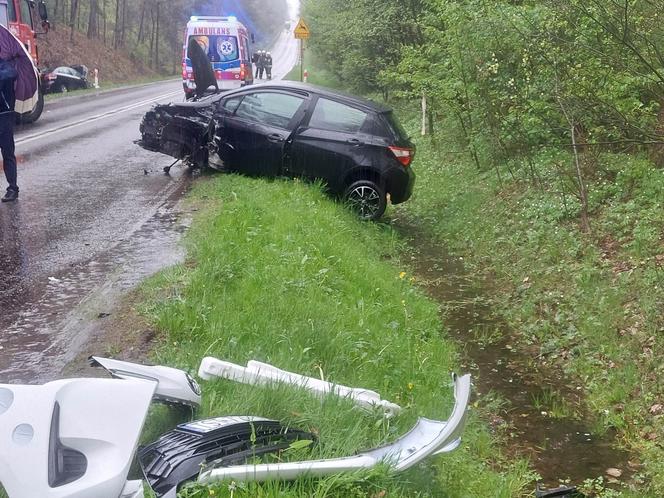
{"left": 0, "top": 58, "right": 18, "bottom": 202}
{"left": 257, "top": 50, "right": 267, "bottom": 79}
{"left": 252, "top": 51, "right": 260, "bottom": 79}
{"left": 264, "top": 51, "right": 273, "bottom": 80}
{"left": 254, "top": 50, "right": 263, "bottom": 79}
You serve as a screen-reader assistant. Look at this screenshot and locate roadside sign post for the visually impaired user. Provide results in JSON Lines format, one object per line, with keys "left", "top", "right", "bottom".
{"left": 293, "top": 18, "right": 310, "bottom": 82}
{"left": 301, "top": 40, "right": 303, "bottom": 82}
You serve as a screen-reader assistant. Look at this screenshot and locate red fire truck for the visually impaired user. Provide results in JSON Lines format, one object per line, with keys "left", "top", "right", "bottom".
{"left": 0, "top": 0, "right": 49, "bottom": 123}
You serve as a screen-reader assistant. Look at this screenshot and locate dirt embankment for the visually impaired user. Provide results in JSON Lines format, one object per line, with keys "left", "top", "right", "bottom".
{"left": 38, "top": 26, "right": 161, "bottom": 83}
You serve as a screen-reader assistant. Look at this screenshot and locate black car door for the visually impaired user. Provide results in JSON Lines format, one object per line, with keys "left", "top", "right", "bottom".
{"left": 215, "top": 91, "right": 307, "bottom": 177}
{"left": 286, "top": 96, "right": 370, "bottom": 192}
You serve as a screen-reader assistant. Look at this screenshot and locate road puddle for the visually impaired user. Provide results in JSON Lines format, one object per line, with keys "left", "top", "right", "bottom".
{"left": 0, "top": 178, "right": 192, "bottom": 384}
{"left": 393, "top": 219, "right": 635, "bottom": 488}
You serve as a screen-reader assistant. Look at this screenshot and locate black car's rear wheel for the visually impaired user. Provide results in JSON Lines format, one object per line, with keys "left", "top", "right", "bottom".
{"left": 344, "top": 180, "right": 386, "bottom": 221}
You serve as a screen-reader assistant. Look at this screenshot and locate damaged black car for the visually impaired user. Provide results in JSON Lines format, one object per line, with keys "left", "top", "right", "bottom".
{"left": 137, "top": 42, "right": 414, "bottom": 220}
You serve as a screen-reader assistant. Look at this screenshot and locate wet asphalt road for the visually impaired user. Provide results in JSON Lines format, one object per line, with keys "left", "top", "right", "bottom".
{"left": 0, "top": 26, "right": 300, "bottom": 383}
{"left": 1, "top": 78, "right": 189, "bottom": 383}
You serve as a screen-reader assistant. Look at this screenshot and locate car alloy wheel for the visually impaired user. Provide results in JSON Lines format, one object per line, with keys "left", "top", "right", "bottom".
{"left": 344, "top": 180, "right": 386, "bottom": 221}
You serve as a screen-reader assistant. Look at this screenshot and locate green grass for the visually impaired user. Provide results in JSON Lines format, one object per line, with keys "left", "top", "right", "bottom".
{"left": 284, "top": 47, "right": 343, "bottom": 89}
{"left": 136, "top": 174, "right": 535, "bottom": 497}
{"left": 394, "top": 110, "right": 664, "bottom": 494}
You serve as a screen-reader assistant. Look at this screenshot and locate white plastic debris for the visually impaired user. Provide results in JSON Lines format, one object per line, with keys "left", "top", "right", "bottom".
{"left": 198, "top": 357, "right": 402, "bottom": 416}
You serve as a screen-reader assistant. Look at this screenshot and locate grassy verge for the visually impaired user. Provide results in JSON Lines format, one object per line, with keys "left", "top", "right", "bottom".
{"left": 284, "top": 47, "right": 342, "bottom": 89}
{"left": 43, "top": 75, "right": 179, "bottom": 102}
{"left": 138, "top": 174, "right": 534, "bottom": 497}
{"left": 395, "top": 111, "right": 664, "bottom": 494}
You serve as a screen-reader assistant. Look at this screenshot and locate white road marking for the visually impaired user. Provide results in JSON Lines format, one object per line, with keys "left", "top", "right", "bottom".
{"left": 16, "top": 90, "right": 181, "bottom": 145}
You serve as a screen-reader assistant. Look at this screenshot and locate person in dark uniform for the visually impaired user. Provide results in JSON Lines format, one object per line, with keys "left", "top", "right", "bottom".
{"left": 254, "top": 50, "right": 263, "bottom": 79}
{"left": 252, "top": 51, "right": 260, "bottom": 79}
{"left": 264, "top": 51, "right": 273, "bottom": 80}
{"left": 0, "top": 58, "right": 18, "bottom": 202}
{"left": 257, "top": 50, "right": 267, "bottom": 79}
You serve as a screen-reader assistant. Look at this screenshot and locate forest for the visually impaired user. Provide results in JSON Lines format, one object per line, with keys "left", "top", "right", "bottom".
{"left": 45, "top": 0, "right": 289, "bottom": 72}
{"left": 303, "top": 0, "right": 664, "bottom": 186}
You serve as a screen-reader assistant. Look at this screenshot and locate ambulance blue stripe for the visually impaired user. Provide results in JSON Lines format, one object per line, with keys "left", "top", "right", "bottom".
{"left": 184, "top": 58, "right": 242, "bottom": 70}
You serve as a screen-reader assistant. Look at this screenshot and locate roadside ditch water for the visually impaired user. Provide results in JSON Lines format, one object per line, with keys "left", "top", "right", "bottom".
{"left": 393, "top": 218, "right": 636, "bottom": 490}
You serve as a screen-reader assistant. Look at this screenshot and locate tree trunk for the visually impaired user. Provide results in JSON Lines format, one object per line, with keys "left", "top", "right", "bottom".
{"left": 137, "top": 0, "right": 146, "bottom": 43}
{"left": 113, "top": 0, "right": 120, "bottom": 48}
{"left": 649, "top": 99, "right": 664, "bottom": 167}
{"left": 69, "top": 0, "right": 79, "bottom": 43}
{"left": 102, "top": 0, "right": 107, "bottom": 44}
{"left": 87, "top": 0, "right": 99, "bottom": 38}
{"left": 421, "top": 93, "right": 427, "bottom": 136}
{"left": 149, "top": 8, "right": 155, "bottom": 68}
{"left": 120, "top": 0, "right": 127, "bottom": 46}
{"left": 155, "top": 2, "right": 160, "bottom": 72}
{"left": 557, "top": 93, "right": 592, "bottom": 234}
{"left": 570, "top": 123, "right": 591, "bottom": 233}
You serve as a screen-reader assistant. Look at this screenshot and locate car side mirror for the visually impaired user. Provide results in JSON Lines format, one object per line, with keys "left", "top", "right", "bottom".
{"left": 38, "top": 0, "right": 48, "bottom": 21}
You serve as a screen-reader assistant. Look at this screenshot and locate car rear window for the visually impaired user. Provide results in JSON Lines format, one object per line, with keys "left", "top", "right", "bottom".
{"left": 309, "top": 98, "right": 367, "bottom": 134}
{"left": 382, "top": 111, "right": 410, "bottom": 142}
{"left": 189, "top": 35, "right": 239, "bottom": 62}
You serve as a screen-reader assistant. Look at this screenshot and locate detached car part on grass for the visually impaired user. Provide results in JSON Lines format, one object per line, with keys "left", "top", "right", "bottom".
{"left": 0, "top": 357, "right": 470, "bottom": 498}
{"left": 0, "top": 357, "right": 201, "bottom": 498}
{"left": 139, "top": 416, "right": 317, "bottom": 498}
{"left": 195, "top": 371, "right": 471, "bottom": 485}
{"left": 198, "top": 356, "right": 402, "bottom": 416}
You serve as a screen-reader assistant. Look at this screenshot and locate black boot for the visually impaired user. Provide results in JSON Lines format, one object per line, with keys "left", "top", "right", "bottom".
{"left": 2, "top": 188, "right": 18, "bottom": 202}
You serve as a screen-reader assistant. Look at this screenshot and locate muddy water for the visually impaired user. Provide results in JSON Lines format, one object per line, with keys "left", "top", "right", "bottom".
{"left": 394, "top": 220, "right": 634, "bottom": 488}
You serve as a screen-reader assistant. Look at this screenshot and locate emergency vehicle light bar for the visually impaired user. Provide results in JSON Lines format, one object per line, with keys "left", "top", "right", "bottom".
{"left": 190, "top": 16, "right": 238, "bottom": 22}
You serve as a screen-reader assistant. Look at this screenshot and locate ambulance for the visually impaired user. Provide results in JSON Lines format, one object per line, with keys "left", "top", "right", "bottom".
{"left": 182, "top": 16, "right": 254, "bottom": 97}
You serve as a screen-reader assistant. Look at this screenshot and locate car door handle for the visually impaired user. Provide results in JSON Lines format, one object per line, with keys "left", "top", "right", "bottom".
{"left": 347, "top": 138, "right": 364, "bottom": 146}
{"left": 267, "top": 133, "right": 285, "bottom": 143}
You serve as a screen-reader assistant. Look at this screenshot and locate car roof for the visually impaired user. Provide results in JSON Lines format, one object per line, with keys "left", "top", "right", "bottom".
{"left": 222, "top": 81, "right": 392, "bottom": 113}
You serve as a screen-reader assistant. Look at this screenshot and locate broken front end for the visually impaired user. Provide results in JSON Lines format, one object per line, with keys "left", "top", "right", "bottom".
{"left": 138, "top": 101, "right": 216, "bottom": 169}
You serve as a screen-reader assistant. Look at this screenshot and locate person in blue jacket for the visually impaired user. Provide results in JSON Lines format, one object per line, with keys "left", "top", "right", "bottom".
{"left": 0, "top": 58, "right": 18, "bottom": 202}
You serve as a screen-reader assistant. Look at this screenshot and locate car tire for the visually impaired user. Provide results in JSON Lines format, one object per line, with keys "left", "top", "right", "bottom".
{"left": 343, "top": 180, "right": 387, "bottom": 221}
{"left": 17, "top": 86, "right": 44, "bottom": 124}
{"left": 60, "top": 84, "right": 68, "bottom": 93}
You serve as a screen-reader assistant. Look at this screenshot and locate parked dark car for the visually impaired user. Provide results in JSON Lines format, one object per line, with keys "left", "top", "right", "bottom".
{"left": 42, "top": 65, "right": 89, "bottom": 94}
{"left": 138, "top": 81, "right": 415, "bottom": 220}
